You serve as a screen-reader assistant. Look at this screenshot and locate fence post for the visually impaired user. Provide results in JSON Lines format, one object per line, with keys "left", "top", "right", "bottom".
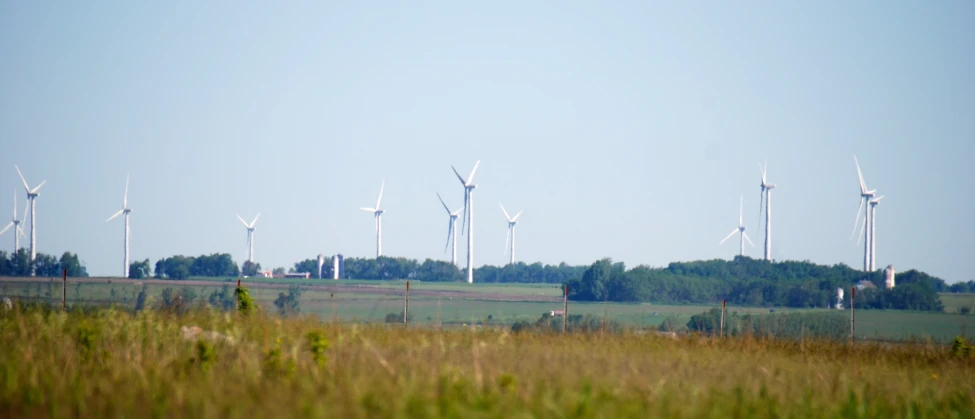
{"left": 850, "top": 286, "right": 856, "bottom": 343}
{"left": 720, "top": 299, "right": 726, "bottom": 337}
{"left": 562, "top": 284, "right": 568, "bottom": 334}
{"left": 404, "top": 281, "right": 410, "bottom": 327}
{"left": 62, "top": 268, "right": 67, "bottom": 312}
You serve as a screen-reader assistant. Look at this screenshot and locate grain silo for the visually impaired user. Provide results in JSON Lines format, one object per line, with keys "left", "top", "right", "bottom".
{"left": 317, "top": 254, "right": 325, "bottom": 279}
{"left": 836, "top": 288, "right": 845, "bottom": 310}
{"left": 883, "top": 265, "right": 895, "bottom": 289}
{"left": 333, "top": 254, "right": 344, "bottom": 280}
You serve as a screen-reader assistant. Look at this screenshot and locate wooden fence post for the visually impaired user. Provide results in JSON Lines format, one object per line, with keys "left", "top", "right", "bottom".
{"left": 62, "top": 268, "right": 67, "bottom": 312}
{"left": 562, "top": 284, "right": 568, "bottom": 333}
{"left": 404, "top": 281, "right": 410, "bottom": 327}
{"left": 720, "top": 299, "right": 726, "bottom": 337}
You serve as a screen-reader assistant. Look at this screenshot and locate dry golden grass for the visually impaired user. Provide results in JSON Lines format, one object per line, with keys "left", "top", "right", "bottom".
{"left": 0, "top": 303, "right": 973, "bottom": 418}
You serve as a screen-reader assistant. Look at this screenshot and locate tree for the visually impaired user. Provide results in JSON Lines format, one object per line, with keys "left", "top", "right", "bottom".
{"left": 241, "top": 261, "right": 262, "bottom": 277}
{"left": 59, "top": 252, "right": 89, "bottom": 277}
{"left": 273, "top": 285, "right": 303, "bottom": 316}
{"left": 129, "top": 259, "right": 151, "bottom": 279}
{"left": 293, "top": 259, "right": 318, "bottom": 277}
{"left": 272, "top": 267, "right": 286, "bottom": 276}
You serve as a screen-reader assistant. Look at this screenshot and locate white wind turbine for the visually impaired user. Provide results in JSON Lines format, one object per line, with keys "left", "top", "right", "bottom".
{"left": 499, "top": 203, "right": 523, "bottom": 265}
{"left": 437, "top": 192, "right": 462, "bottom": 266}
{"left": 236, "top": 213, "right": 261, "bottom": 263}
{"left": 15, "top": 165, "right": 45, "bottom": 274}
{"left": 850, "top": 155, "right": 877, "bottom": 272}
{"left": 869, "top": 195, "right": 885, "bottom": 271}
{"left": 451, "top": 160, "right": 480, "bottom": 283}
{"left": 360, "top": 179, "right": 385, "bottom": 258}
{"left": 0, "top": 190, "right": 28, "bottom": 253}
{"left": 757, "top": 162, "right": 776, "bottom": 261}
{"left": 106, "top": 175, "right": 133, "bottom": 278}
{"left": 720, "top": 195, "right": 755, "bottom": 257}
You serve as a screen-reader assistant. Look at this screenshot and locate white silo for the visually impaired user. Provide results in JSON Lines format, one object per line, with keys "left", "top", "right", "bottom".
{"left": 884, "top": 265, "right": 895, "bottom": 289}
{"left": 317, "top": 254, "right": 325, "bottom": 279}
{"left": 333, "top": 255, "right": 340, "bottom": 280}
{"left": 836, "top": 287, "right": 845, "bottom": 310}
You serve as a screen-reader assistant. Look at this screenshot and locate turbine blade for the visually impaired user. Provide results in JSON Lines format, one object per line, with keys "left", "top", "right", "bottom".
{"left": 850, "top": 198, "right": 864, "bottom": 240}
{"left": 758, "top": 162, "right": 766, "bottom": 184}
{"left": 123, "top": 174, "right": 130, "bottom": 208}
{"left": 106, "top": 209, "right": 124, "bottom": 222}
{"left": 236, "top": 214, "right": 249, "bottom": 227}
{"left": 17, "top": 225, "right": 25, "bottom": 238}
{"left": 250, "top": 212, "right": 261, "bottom": 228}
{"left": 854, "top": 155, "right": 867, "bottom": 194}
{"left": 0, "top": 222, "right": 13, "bottom": 237}
{"left": 360, "top": 207, "right": 376, "bottom": 212}
{"left": 451, "top": 165, "right": 467, "bottom": 186}
{"left": 743, "top": 232, "right": 755, "bottom": 247}
{"left": 719, "top": 229, "right": 738, "bottom": 244}
{"left": 12, "top": 189, "right": 16, "bottom": 218}
{"left": 14, "top": 166, "right": 29, "bottom": 193}
{"left": 467, "top": 160, "right": 480, "bottom": 184}
{"left": 499, "top": 203, "right": 511, "bottom": 221}
{"left": 856, "top": 211, "right": 867, "bottom": 246}
{"left": 375, "top": 179, "right": 384, "bottom": 210}
{"left": 444, "top": 220, "right": 453, "bottom": 254}
{"left": 512, "top": 210, "right": 523, "bottom": 222}
{"left": 21, "top": 200, "right": 28, "bottom": 224}
{"left": 30, "top": 181, "right": 46, "bottom": 194}
{"left": 436, "top": 192, "right": 450, "bottom": 214}
{"left": 873, "top": 195, "right": 885, "bottom": 203}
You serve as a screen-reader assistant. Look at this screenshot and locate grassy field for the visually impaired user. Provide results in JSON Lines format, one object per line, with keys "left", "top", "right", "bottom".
{"left": 0, "top": 303, "right": 973, "bottom": 418}
{"left": 941, "top": 293, "right": 975, "bottom": 314}
{"left": 2, "top": 278, "right": 973, "bottom": 343}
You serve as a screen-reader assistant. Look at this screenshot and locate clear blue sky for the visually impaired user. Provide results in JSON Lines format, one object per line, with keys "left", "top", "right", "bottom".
{"left": 1, "top": 2, "right": 972, "bottom": 282}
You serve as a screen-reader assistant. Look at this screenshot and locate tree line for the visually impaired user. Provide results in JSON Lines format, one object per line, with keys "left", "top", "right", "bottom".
{"left": 565, "top": 256, "right": 946, "bottom": 311}
{"left": 152, "top": 254, "right": 239, "bottom": 280}
{"left": 0, "top": 249, "right": 88, "bottom": 277}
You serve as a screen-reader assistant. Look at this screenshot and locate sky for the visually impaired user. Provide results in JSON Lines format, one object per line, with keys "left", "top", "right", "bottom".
{"left": 0, "top": 2, "right": 972, "bottom": 282}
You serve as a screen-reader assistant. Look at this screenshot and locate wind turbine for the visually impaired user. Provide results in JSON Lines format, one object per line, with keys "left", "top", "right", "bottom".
{"left": 499, "top": 203, "right": 523, "bottom": 265}
{"left": 850, "top": 155, "right": 877, "bottom": 272}
{"left": 360, "top": 179, "right": 385, "bottom": 258}
{"left": 757, "top": 162, "right": 776, "bottom": 261}
{"left": 437, "top": 192, "right": 462, "bottom": 266}
{"left": 869, "top": 195, "right": 885, "bottom": 271}
{"left": 236, "top": 213, "right": 261, "bottom": 263}
{"left": 106, "top": 175, "right": 133, "bottom": 278}
{"left": 451, "top": 160, "right": 480, "bottom": 283}
{"left": 15, "top": 166, "right": 45, "bottom": 275}
{"left": 0, "top": 190, "right": 27, "bottom": 252}
{"left": 720, "top": 195, "right": 755, "bottom": 257}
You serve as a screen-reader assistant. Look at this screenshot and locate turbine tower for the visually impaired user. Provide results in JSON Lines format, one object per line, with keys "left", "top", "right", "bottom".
{"left": 0, "top": 190, "right": 27, "bottom": 252}
{"left": 499, "top": 203, "right": 523, "bottom": 265}
{"left": 720, "top": 195, "right": 755, "bottom": 257}
{"left": 106, "top": 175, "right": 133, "bottom": 278}
{"left": 757, "top": 162, "right": 776, "bottom": 261}
{"left": 869, "top": 196, "right": 885, "bottom": 271}
{"left": 851, "top": 155, "right": 877, "bottom": 272}
{"left": 236, "top": 213, "right": 261, "bottom": 263}
{"left": 437, "top": 192, "right": 461, "bottom": 266}
{"left": 452, "top": 160, "right": 480, "bottom": 283}
{"left": 15, "top": 166, "right": 45, "bottom": 275}
{"left": 360, "top": 179, "right": 385, "bottom": 258}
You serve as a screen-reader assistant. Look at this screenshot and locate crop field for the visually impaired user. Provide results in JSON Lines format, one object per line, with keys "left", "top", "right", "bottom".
{"left": 1, "top": 277, "right": 973, "bottom": 343}
{"left": 941, "top": 293, "right": 975, "bottom": 314}
{"left": 1, "top": 302, "right": 974, "bottom": 418}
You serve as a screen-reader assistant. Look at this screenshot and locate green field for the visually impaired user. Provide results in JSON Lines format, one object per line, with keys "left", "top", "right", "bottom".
{"left": 1, "top": 278, "right": 973, "bottom": 343}
{"left": 940, "top": 293, "right": 975, "bottom": 314}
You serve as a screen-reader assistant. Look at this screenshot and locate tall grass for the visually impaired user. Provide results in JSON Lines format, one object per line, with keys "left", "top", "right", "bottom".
{"left": 0, "top": 303, "right": 972, "bottom": 418}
